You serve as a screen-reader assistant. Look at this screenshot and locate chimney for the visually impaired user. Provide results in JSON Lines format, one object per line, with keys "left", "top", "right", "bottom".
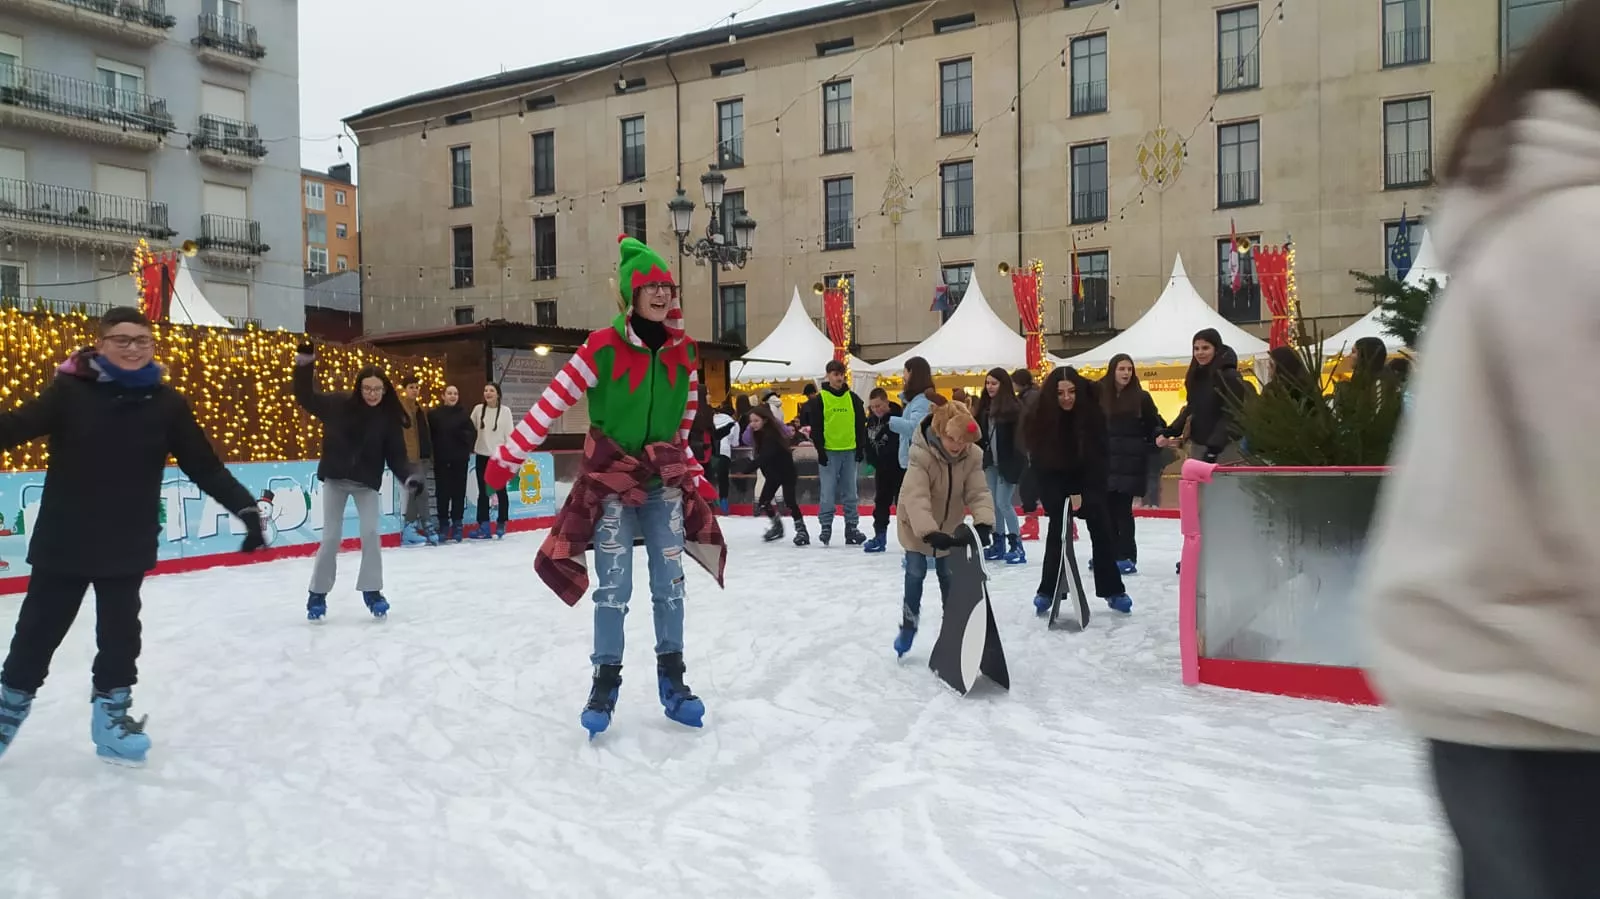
{"left": 328, "top": 163, "right": 352, "bottom": 183}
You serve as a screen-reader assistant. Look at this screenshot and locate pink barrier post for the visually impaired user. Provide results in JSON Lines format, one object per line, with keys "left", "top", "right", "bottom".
{"left": 1177, "top": 459, "right": 1217, "bottom": 687}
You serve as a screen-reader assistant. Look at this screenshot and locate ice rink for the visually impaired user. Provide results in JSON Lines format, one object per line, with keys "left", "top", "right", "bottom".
{"left": 0, "top": 516, "right": 1449, "bottom": 899}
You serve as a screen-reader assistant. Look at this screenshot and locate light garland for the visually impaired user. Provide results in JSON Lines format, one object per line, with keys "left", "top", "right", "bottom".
{"left": 0, "top": 308, "right": 445, "bottom": 472}
{"left": 836, "top": 274, "right": 853, "bottom": 380}
{"left": 1286, "top": 242, "right": 1302, "bottom": 348}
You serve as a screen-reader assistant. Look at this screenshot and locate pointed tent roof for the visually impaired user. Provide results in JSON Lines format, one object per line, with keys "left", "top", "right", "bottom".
{"left": 731, "top": 287, "right": 869, "bottom": 384}
{"left": 1323, "top": 228, "right": 1448, "bottom": 354}
{"left": 1058, "top": 254, "right": 1268, "bottom": 368}
{"left": 165, "top": 257, "right": 234, "bottom": 329}
{"left": 868, "top": 276, "right": 1026, "bottom": 374}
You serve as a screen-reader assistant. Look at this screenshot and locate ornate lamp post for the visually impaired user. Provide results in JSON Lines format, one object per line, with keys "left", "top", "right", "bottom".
{"left": 668, "top": 165, "right": 756, "bottom": 340}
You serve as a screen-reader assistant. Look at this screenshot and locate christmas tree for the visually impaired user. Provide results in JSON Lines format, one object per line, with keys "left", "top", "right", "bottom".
{"left": 10, "top": 509, "right": 22, "bottom": 536}
{"left": 1349, "top": 269, "right": 1442, "bottom": 351}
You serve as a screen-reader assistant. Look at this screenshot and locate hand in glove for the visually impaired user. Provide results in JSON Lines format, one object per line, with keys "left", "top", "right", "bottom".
{"left": 295, "top": 341, "right": 315, "bottom": 366}
{"left": 855, "top": 447, "right": 865, "bottom": 463}
{"left": 237, "top": 508, "right": 266, "bottom": 553}
{"left": 1202, "top": 448, "right": 1221, "bottom": 464}
{"left": 974, "top": 523, "right": 994, "bottom": 547}
{"left": 405, "top": 475, "right": 426, "bottom": 495}
{"left": 923, "top": 532, "right": 956, "bottom": 551}
{"left": 483, "top": 457, "right": 516, "bottom": 492}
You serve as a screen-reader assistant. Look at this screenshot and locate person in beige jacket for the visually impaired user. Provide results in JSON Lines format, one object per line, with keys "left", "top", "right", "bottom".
{"left": 892, "top": 400, "right": 995, "bottom": 657}
{"left": 1359, "top": 7, "right": 1600, "bottom": 895}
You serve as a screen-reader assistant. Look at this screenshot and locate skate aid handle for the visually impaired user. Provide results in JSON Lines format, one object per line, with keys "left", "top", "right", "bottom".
{"left": 484, "top": 457, "right": 517, "bottom": 492}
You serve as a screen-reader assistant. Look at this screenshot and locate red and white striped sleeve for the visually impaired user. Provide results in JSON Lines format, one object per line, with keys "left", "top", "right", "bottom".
{"left": 676, "top": 366, "right": 700, "bottom": 447}
{"left": 491, "top": 338, "right": 599, "bottom": 472}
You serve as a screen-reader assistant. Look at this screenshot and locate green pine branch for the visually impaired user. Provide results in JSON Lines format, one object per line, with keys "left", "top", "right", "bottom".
{"left": 1349, "top": 269, "right": 1442, "bottom": 351}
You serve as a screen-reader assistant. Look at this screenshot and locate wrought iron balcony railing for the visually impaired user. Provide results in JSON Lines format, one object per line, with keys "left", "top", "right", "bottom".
{"left": 1071, "top": 189, "right": 1108, "bottom": 224}
{"left": 1218, "top": 169, "right": 1261, "bottom": 208}
{"left": 194, "top": 13, "right": 265, "bottom": 60}
{"left": 1218, "top": 51, "right": 1260, "bottom": 92}
{"left": 0, "top": 296, "right": 114, "bottom": 317}
{"left": 823, "top": 120, "right": 851, "bottom": 153}
{"left": 1383, "top": 26, "right": 1430, "bottom": 67}
{"left": 1384, "top": 150, "right": 1432, "bottom": 189}
{"left": 941, "top": 203, "right": 974, "bottom": 237}
{"left": 0, "top": 62, "right": 175, "bottom": 134}
{"left": 940, "top": 101, "right": 973, "bottom": 136}
{"left": 717, "top": 135, "right": 744, "bottom": 168}
{"left": 192, "top": 114, "right": 266, "bottom": 157}
{"left": 48, "top": 0, "right": 175, "bottom": 29}
{"left": 0, "top": 177, "right": 175, "bottom": 238}
{"left": 1071, "top": 80, "right": 1108, "bottom": 116}
{"left": 823, "top": 220, "right": 853, "bottom": 250}
{"left": 197, "top": 213, "right": 268, "bottom": 254}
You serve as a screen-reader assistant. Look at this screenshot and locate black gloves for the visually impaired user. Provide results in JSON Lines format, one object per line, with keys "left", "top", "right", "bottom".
{"left": 816, "top": 448, "right": 828, "bottom": 466}
{"left": 974, "top": 523, "right": 993, "bottom": 547}
{"left": 1202, "top": 448, "right": 1220, "bottom": 463}
{"left": 237, "top": 508, "right": 266, "bottom": 553}
{"left": 924, "top": 532, "right": 955, "bottom": 550}
{"left": 855, "top": 447, "right": 864, "bottom": 463}
{"left": 296, "top": 341, "right": 314, "bottom": 355}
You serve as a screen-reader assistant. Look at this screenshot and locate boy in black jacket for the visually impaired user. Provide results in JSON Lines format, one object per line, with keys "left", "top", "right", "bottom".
{"left": 0, "top": 307, "right": 263, "bottom": 766}
{"left": 862, "top": 387, "right": 903, "bottom": 553}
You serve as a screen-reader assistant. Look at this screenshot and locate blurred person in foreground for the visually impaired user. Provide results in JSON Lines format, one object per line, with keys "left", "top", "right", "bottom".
{"left": 1360, "top": 5, "right": 1600, "bottom": 895}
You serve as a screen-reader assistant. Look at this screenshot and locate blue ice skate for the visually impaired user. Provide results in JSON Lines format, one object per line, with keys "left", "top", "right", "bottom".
{"left": 90, "top": 688, "right": 150, "bottom": 767}
{"left": 306, "top": 591, "right": 327, "bottom": 621}
{"left": 1003, "top": 536, "right": 1027, "bottom": 565}
{"left": 893, "top": 626, "right": 916, "bottom": 658}
{"left": 362, "top": 591, "right": 390, "bottom": 619}
{"left": 656, "top": 653, "right": 704, "bottom": 729}
{"left": 0, "top": 684, "right": 34, "bottom": 761}
{"left": 401, "top": 523, "right": 428, "bottom": 546}
{"left": 582, "top": 664, "right": 623, "bottom": 739}
{"left": 468, "top": 523, "right": 494, "bottom": 540}
{"left": 863, "top": 529, "right": 888, "bottom": 553}
{"left": 1106, "top": 594, "right": 1133, "bottom": 614}
{"left": 983, "top": 543, "right": 1004, "bottom": 561}
{"left": 1033, "top": 593, "right": 1051, "bottom": 615}
{"left": 495, "top": 521, "right": 508, "bottom": 539}
{"left": 1117, "top": 560, "right": 1138, "bottom": 575}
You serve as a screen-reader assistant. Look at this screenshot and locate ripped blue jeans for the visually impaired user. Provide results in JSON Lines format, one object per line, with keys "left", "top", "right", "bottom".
{"left": 590, "top": 485, "right": 686, "bottom": 667}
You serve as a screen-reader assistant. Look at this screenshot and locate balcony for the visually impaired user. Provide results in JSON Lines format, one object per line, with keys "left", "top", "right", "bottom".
{"left": 0, "top": 0, "right": 174, "bottom": 46}
{"left": 0, "top": 177, "right": 175, "bottom": 249}
{"left": 0, "top": 296, "right": 113, "bottom": 316}
{"left": 1218, "top": 51, "right": 1260, "bottom": 93}
{"left": 940, "top": 101, "right": 973, "bottom": 136}
{"left": 823, "top": 120, "right": 851, "bottom": 153}
{"left": 941, "top": 204, "right": 974, "bottom": 237}
{"left": 1218, "top": 170, "right": 1260, "bottom": 208}
{"left": 191, "top": 114, "right": 266, "bottom": 170}
{"left": 1383, "top": 26, "right": 1430, "bottom": 68}
{"left": 193, "top": 13, "right": 266, "bottom": 72}
{"left": 717, "top": 135, "right": 744, "bottom": 169}
{"left": 0, "top": 64, "right": 174, "bottom": 148}
{"left": 1071, "top": 189, "right": 1108, "bottom": 224}
{"left": 1069, "top": 291, "right": 1113, "bottom": 333}
{"left": 823, "top": 220, "right": 852, "bottom": 251}
{"left": 195, "top": 213, "right": 268, "bottom": 269}
{"left": 1071, "top": 80, "right": 1108, "bottom": 116}
{"left": 1384, "top": 150, "right": 1432, "bottom": 189}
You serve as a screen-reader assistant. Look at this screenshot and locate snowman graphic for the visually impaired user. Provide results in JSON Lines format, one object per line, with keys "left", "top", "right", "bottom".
{"left": 254, "top": 490, "right": 280, "bottom": 547}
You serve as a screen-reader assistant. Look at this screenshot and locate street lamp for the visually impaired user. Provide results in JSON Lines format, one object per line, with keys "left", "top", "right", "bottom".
{"left": 669, "top": 165, "right": 756, "bottom": 341}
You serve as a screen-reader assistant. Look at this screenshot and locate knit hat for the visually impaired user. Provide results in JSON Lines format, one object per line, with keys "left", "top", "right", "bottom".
{"left": 616, "top": 234, "right": 679, "bottom": 321}
{"left": 930, "top": 399, "right": 980, "bottom": 447}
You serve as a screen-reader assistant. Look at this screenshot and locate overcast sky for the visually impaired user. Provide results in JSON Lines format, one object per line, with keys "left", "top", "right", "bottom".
{"left": 298, "top": 0, "right": 829, "bottom": 177}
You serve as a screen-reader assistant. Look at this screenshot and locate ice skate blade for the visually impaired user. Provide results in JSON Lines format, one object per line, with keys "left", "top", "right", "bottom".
{"left": 96, "top": 748, "right": 147, "bottom": 768}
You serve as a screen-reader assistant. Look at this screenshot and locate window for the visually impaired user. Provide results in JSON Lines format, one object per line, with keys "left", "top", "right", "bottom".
{"left": 335, "top": 222, "right": 347, "bottom": 239}
{"left": 621, "top": 116, "right": 646, "bottom": 182}
{"left": 933, "top": 13, "right": 976, "bottom": 33}
{"left": 1070, "top": 143, "right": 1109, "bottom": 223}
{"left": 720, "top": 189, "right": 744, "bottom": 242}
{"left": 710, "top": 59, "right": 746, "bottom": 77}
{"left": 940, "top": 59, "right": 974, "bottom": 135}
{"left": 336, "top": 255, "right": 348, "bottom": 271}
{"left": 450, "top": 146, "right": 472, "bottom": 207}
{"left": 1503, "top": 0, "right": 1568, "bottom": 60}
{"left": 453, "top": 306, "right": 475, "bottom": 325}
{"left": 717, "top": 99, "right": 744, "bottom": 169}
{"left": 1071, "top": 34, "right": 1108, "bottom": 115}
{"left": 532, "top": 215, "right": 557, "bottom": 280}
{"left": 335, "top": 190, "right": 346, "bottom": 206}
{"left": 0, "top": 260, "right": 24, "bottom": 300}
{"left": 817, "top": 37, "right": 854, "bottom": 57}
{"left": 1217, "top": 6, "right": 1260, "bottom": 92}
{"left": 451, "top": 225, "right": 473, "bottom": 289}
{"left": 306, "top": 212, "right": 326, "bottom": 245}
{"left": 719, "top": 284, "right": 748, "bottom": 345}
{"left": 1383, "top": 0, "right": 1430, "bottom": 67}
{"left": 525, "top": 94, "right": 556, "bottom": 112}
{"left": 204, "top": 281, "right": 248, "bottom": 320}
{"left": 621, "top": 203, "right": 647, "bottom": 242}
{"left": 823, "top": 177, "right": 854, "bottom": 250}
{"left": 0, "top": 31, "right": 19, "bottom": 75}
{"left": 1217, "top": 120, "right": 1261, "bottom": 207}
{"left": 616, "top": 77, "right": 646, "bottom": 94}
{"left": 532, "top": 132, "right": 555, "bottom": 196}
{"left": 534, "top": 300, "right": 558, "bottom": 326}
{"left": 95, "top": 58, "right": 145, "bottom": 111}
{"left": 1072, "top": 251, "right": 1111, "bottom": 330}
{"left": 1384, "top": 219, "right": 1426, "bottom": 280}
{"left": 940, "top": 263, "right": 973, "bottom": 323}
{"left": 823, "top": 80, "right": 852, "bottom": 153}
{"left": 444, "top": 112, "right": 472, "bottom": 126}
{"left": 304, "top": 181, "right": 324, "bottom": 211}
{"left": 307, "top": 246, "right": 328, "bottom": 273}
{"left": 0, "top": 145, "right": 21, "bottom": 182}
{"left": 940, "top": 161, "right": 974, "bottom": 237}
{"left": 1065, "top": 0, "right": 1109, "bottom": 6}
{"left": 1384, "top": 97, "right": 1432, "bottom": 189}
{"left": 1217, "top": 235, "right": 1261, "bottom": 323}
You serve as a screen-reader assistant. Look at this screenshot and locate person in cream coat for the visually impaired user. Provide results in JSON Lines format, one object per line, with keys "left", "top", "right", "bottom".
{"left": 470, "top": 383, "right": 515, "bottom": 539}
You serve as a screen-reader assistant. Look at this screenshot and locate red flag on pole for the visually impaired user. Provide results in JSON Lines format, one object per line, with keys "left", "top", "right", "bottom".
{"left": 1070, "top": 236, "right": 1082, "bottom": 304}
{"left": 1228, "top": 219, "right": 1242, "bottom": 292}
{"left": 1009, "top": 263, "right": 1044, "bottom": 373}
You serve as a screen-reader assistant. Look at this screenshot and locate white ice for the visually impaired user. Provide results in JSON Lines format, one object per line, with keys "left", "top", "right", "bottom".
{"left": 0, "top": 517, "right": 1450, "bottom": 899}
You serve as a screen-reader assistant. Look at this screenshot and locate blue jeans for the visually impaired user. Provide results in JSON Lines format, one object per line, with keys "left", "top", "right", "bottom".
{"left": 901, "top": 551, "right": 950, "bottom": 630}
{"left": 985, "top": 467, "right": 1019, "bottom": 537}
{"left": 589, "top": 486, "right": 686, "bottom": 667}
{"left": 817, "top": 450, "right": 859, "bottom": 531}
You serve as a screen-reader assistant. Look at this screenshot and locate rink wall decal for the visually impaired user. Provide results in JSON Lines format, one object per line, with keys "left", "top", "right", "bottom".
{"left": 0, "top": 454, "right": 564, "bottom": 594}
{"left": 1178, "top": 460, "right": 1384, "bottom": 706}
{"left": 727, "top": 503, "right": 1179, "bottom": 519}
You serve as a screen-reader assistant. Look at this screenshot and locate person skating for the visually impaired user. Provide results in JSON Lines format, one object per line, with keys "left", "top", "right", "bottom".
{"left": 398, "top": 378, "right": 437, "bottom": 546}
{"left": 802, "top": 360, "right": 868, "bottom": 546}
{"left": 293, "top": 343, "right": 420, "bottom": 621}
{"left": 1096, "top": 354, "right": 1165, "bottom": 575}
{"left": 482, "top": 235, "right": 726, "bottom": 739}
{"left": 974, "top": 367, "right": 1027, "bottom": 565}
{"left": 470, "top": 383, "right": 514, "bottom": 539}
{"left": 747, "top": 404, "right": 807, "bottom": 545}
{"left": 1156, "top": 329, "right": 1249, "bottom": 462}
{"left": 1011, "top": 368, "right": 1043, "bottom": 540}
{"left": 861, "top": 387, "right": 903, "bottom": 553}
{"left": 0, "top": 307, "right": 265, "bottom": 766}
{"left": 891, "top": 400, "right": 995, "bottom": 657}
{"left": 429, "top": 385, "right": 476, "bottom": 542}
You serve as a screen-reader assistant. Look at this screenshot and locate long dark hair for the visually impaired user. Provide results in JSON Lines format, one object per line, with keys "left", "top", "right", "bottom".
{"left": 902, "top": 356, "right": 935, "bottom": 400}
{"left": 1352, "top": 337, "right": 1388, "bottom": 377}
{"left": 973, "top": 366, "right": 1020, "bottom": 424}
{"left": 1184, "top": 328, "right": 1227, "bottom": 392}
{"left": 1025, "top": 366, "right": 1103, "bottom": 466}
{"left": 1444, "top": 0, "right": 1600, "bottom": 189}
{"left": 349, "top": 365, "right": 408, "bottom": 428}
{"left": 746, "top": 403, "right": 789, "bottom": 455}
{"left": 733, "top": 393, "right": 752, "bottom": 421}
{"left": 1097, "top": 353, "right": 1145, "bottom": 417}
{"left": 478, "top": 382, "right": 503, "bottom": 429}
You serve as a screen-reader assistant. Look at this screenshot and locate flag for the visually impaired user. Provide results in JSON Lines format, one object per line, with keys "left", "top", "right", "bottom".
{"left": 930, "top": 283, "right": 950, "bottom": 312}
{"left": 1228, "top": 219, "right": 1241, "bottom": 292}
{"left": 1070, "top": 236, "right": 1082, "bottom": 304}
{"left": 1389, "top": 206, "right": 1414, "bottom": 280}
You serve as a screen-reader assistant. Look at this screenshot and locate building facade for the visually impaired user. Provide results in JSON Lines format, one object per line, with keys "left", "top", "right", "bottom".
{"left": 301, "top": 162, "right": 358, "bottom": 274}
{"left": 347, "top": 0, "right": 1524, "bottom": 358}
{"left": 0, "top": 0, "right": 301, "bottom": 329}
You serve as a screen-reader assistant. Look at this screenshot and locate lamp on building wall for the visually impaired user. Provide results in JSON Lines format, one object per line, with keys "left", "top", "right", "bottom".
{"left": 669, "top": 164, "right": 757, "bottom": 341}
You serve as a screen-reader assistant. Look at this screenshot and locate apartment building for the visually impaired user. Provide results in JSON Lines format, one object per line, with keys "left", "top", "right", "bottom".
{"left": 0, "top": 0, "right": 301, "bottom": 328}
{"left": 301, "top": 162, "right": 357, "bottom": 274}
{"left": 347, "top": 0, "right": 1522, "bottom": 357}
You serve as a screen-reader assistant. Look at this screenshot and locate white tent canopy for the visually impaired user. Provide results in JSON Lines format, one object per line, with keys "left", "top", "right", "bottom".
{"left": 165, "top": 257, "right": 233, "bottom": 328}
{"left": 1057, "top": 254, "right": 1268, "bottom": 368}
{"left": 1322, "top": 228, "right": 1447, "bottom": 354}
{"left": 868, "top": 276, "right": 1026, "bottom": 375}
{"left": 731, "top": 287, "right": 869, "bottom": 384}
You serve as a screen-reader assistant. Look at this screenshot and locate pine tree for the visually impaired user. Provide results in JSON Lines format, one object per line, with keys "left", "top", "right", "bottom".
{"left": 1349, "top": 269, "right": 1443, "bottom": 351}
{"left": 11, "top": 509, "right": 22, "bottom": 536}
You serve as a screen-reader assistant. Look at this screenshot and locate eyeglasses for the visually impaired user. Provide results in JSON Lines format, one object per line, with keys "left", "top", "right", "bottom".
{"left": 360, "top": 385, "right": 386, "bottom": 396}
{"left": 102, "top": 335, "right": 154, "bottom": 350}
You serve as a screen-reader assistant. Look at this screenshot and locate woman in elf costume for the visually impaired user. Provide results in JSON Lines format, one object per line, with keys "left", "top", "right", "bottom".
{"left": 484, "top": 235, "right": 726, "bottom": 739}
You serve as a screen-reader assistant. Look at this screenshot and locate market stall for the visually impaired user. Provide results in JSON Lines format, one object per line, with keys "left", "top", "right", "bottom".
{"left": 868, "top": 276, "right": 1026, "bottom": 386}
{"left": 729, "top": 287, "right": 872, "bottom": 418}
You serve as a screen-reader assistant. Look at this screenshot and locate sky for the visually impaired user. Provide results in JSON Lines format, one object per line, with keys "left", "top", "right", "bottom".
{"left": 297, "top": 0, "right": 831, "bottom": 178}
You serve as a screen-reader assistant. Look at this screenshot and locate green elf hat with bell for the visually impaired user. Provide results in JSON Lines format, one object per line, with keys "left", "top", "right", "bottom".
{"left": 615, "top": 234, "right": 683, "bottom": 331}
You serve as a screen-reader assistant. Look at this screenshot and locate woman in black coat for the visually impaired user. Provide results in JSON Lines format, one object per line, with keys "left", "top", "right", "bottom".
{"left": 428, "top": 385, "right": 477, "bottom": 543}
{"left": 748, "top": 404, "right": 807, "bottom": 546}
{"left": 1096, "top": 353, "right": 1165, "bottom": 574}
{"left": 974, "top": 367, "right": 1027, "bottom": 564}
{"left": 1158, "top": 328, "right": 1249, "bottom": 462}
{"left": 1023, "top": 366, "right": 1132, "bottom": 615}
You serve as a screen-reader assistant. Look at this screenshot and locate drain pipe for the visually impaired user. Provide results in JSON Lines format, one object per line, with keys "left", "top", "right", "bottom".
{"left": 1010, "top": 0, "right": 1024, "bottom": 266}
{"left": 665, "top": 52, "right": 683, "bottom": 188}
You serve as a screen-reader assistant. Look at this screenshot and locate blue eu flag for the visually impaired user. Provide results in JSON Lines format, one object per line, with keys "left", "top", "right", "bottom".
{"left": 1389, "top": 209, "right": 1414, "bottom": 280}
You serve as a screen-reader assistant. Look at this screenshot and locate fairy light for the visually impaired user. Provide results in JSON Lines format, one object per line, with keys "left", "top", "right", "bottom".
{"left": 1285, "top": 242, "right": 1301, "bottom": 348}
{"left": 837, "top": 274, "right": 853, "bottom": 380}
{"left": 0, "top": 309, "right": 445, "bottom": 472}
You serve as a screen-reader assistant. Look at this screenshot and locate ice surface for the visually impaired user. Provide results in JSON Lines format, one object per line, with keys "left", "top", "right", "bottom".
{"left": 0, "top": 518, "right": 1449, "bottom": 899}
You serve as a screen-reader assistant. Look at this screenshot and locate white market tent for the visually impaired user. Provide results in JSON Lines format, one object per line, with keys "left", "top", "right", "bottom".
{"left": 867, "top": 276, "right": 1026, "bottom": 375}
{"left": 1056, "top": 254, "right": 1268, "bottom": 368}
{"left": 1322, "top": 229, "right": 1448, "bottom": 354}
{"left": 731, "top": 287, "right": 869, "bottom": 385}
{"left": 166, "top": 256, "right": 234, "bottom": 328}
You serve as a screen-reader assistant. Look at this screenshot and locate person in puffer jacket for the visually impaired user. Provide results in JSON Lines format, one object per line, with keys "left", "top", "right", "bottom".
{"left": 861, "top": 387, "right": 903, "bottom": 553}
{"left": 1359, "top": 10, "right": 1600, "bottom": 895}
{"left": 1157, "top": 329, "right": 1249, "bottom": 462}
{"left": 890, "top": 400, "right": 995, "bottom": 658}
